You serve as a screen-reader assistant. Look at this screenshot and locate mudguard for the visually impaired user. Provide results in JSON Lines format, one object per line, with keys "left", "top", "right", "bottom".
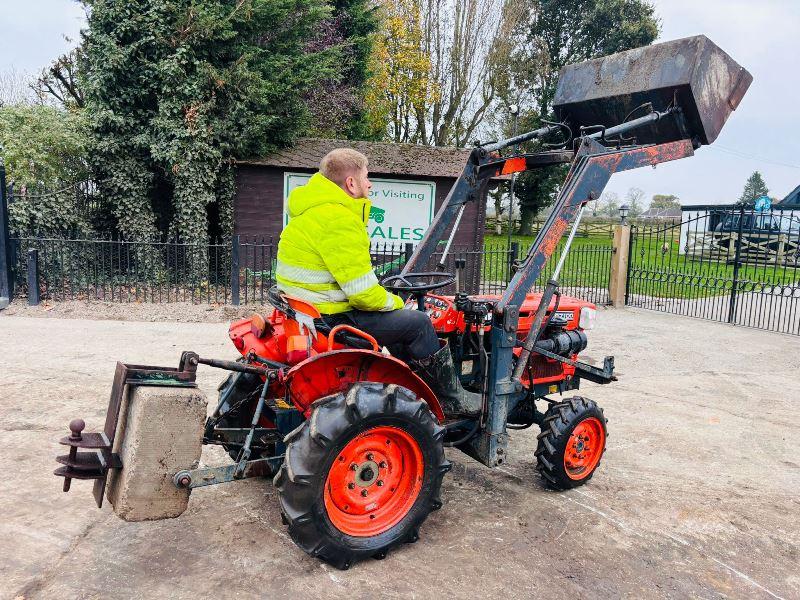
{"left": 285, "top": 350, "right": 444, "bottom": 422}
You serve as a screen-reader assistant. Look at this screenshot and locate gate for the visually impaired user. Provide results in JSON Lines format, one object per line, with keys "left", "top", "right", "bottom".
{"left": 626, "top": 206, "right": 800, "bottom": 335}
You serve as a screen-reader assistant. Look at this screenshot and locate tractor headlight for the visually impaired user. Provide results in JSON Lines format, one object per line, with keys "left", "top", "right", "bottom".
{"left": 579, "top": 307, "right": 596, "bottom": 330}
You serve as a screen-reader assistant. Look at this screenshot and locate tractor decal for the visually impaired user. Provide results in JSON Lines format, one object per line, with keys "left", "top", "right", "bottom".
{"left": 369, "top": 206, "right": 385, "bottom": 223}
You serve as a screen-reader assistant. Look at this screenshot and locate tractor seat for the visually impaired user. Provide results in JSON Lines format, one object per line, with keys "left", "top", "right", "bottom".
{"left": 266, "top": 286, "right": 378, "bottom": 351}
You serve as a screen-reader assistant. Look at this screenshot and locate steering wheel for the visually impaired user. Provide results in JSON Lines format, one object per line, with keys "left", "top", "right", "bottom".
{"left": 381, "top": 272, "right": 457, "bottom": 311}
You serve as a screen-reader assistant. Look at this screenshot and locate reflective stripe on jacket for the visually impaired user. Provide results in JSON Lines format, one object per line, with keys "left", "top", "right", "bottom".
{"left": 276, "top": 173, "right": 404, "bottom": 315}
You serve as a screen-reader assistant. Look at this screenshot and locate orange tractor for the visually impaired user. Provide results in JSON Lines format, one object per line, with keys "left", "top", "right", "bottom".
{"left": 55, "top": 36, "right": 750, "bottom": 569}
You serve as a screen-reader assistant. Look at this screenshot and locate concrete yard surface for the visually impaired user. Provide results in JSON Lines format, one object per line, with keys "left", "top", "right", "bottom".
{"left": 1, "top": 308, "right": 798, "bottom": 599}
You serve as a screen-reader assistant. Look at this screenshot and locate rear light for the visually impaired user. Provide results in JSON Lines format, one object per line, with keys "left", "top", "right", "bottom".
{"left": 286, "top": 335, "right": 311, "bottom": 364}
{"left": 579, "top": 307, "right": 596, "bottom": 330}
{"left": 250, "top": 313, "right": 268, "bottom": 338}
{"left": 232, "top": 336, "right": 245, "bottom": 351}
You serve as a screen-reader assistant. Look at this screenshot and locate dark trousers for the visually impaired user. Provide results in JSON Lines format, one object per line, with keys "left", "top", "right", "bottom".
{"left": 323, "top": 308, "right": 439, "bottom": 360}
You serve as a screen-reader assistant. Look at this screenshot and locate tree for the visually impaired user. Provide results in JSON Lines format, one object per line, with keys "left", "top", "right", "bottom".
{"left": 589, "top": 193, "right": 601, "bottom": 217}
{"left": 525, "top": 0, "right": 659, "bottom": 118}
{"left": 304, "top": 0, "right": 381, "bottom": 139}
{"left": 511, "top": 0, "right": 659, "bottom": 234}
{"left": 599, "top": 191, "right": 619, "bottom": 218}
{"left": 0, "top": 106, "right": 89, "bottom": 187}
{"left": 31, "top": 44, "right": 86, "bottom": 109}
{"left": 624, "top": 187, "right": 647, "bottom": 218}
{"left": 365, "top": 0, "right": 438, "bottom": 143}
{"left": 0, "top": 104, "right": 90, "bottom": 232}
{"left": 489, "top": 185, "right": 507, "bottom": 234}
{"left": 0, "top": 68, "right": 35, "bottom": 107}
{"left": 738, "top": 171, "right": 769, "bottom": 205}
{"left": 366, "top": 0, "right": 526, "bottom": 146}
{"left": 83, "top": 0, "right": 340, "bottom": 245}
{"left": 650, "top": 194, "right": 680, "bottom": 210}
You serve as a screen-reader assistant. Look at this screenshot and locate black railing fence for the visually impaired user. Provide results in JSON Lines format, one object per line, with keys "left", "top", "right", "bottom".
{"left": 627, "top": 206, "right": 800, "bottom": 335}
{"left": 11, "top": 234, "right": 233, "bottom": 304}
{"left": 478, "top": 239, "right": 612, "bottom": 305}
{"left": 6, "top": 233, "right": 613, "bottom": 307}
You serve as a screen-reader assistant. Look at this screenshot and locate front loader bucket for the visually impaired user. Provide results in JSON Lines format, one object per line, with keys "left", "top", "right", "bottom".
{"left": 553, "top": 35, "right": 752, "bottom": 146}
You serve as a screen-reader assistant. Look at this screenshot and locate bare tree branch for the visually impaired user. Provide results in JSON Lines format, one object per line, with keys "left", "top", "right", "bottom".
{"left": 31, "top": 46, "right": 85, "bottom": 109}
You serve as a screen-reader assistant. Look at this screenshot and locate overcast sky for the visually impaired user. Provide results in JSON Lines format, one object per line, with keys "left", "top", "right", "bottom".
{"left": 1, "top": 0, "right": 798, "bottom": 205}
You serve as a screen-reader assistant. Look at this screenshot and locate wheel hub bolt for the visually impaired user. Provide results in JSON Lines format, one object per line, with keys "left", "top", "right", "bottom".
{"left": 361, "top": 489, "right": 368, "bottom": 497}
{"left": 376, "top": 480, "right": 384, "bottom": 487}
{"left": 348, "top": 482, "right": 355, "bottom": 489}
{"left": 379, "top": 461, "right": 387, "bottom": 468}
{"left": 366, "top": 453, "right": 374, "bottom": 461}
{"left": 350, "top": 463, "right": 358, "bottom": 471}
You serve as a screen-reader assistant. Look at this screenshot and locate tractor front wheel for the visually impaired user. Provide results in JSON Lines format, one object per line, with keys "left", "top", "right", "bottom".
{"left": 535, "top": 397, "right": 607, "bottom": 490}
{"left": 275, "top": 382, "right": 450, "bottom": 569}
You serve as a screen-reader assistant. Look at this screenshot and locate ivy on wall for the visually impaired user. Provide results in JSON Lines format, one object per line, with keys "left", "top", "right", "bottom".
{"left": 83, "top": 0, "right": 343, "bottom": 245}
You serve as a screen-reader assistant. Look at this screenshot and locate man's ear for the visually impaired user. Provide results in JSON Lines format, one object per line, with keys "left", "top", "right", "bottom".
{"left": 343, "top": 175, "right": 356, "bottom": 197}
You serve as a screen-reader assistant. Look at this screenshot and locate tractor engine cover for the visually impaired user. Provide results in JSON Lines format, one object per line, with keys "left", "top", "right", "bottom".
{"left": 553, "top": 35, "right": 752, "bottom": 147}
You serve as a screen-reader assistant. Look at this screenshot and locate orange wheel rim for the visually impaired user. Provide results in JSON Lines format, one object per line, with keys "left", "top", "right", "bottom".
{"left": 324, "top": 426, "right": 424, "bottom": 537}
{"left": 564, "top": 417, "right": 605, "bottom": 481}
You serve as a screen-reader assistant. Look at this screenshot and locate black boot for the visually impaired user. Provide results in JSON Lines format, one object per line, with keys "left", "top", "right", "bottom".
{"left": 413, "top": 345, "right": 483, "bottom": 417}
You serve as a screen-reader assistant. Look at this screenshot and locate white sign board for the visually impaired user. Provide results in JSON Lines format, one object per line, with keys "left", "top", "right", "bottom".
{"left": 283, "top": 173, "right": 435, "bottom": 245}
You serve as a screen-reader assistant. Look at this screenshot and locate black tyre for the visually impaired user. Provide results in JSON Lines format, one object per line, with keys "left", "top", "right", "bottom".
{"left": 274, "top": 382, "right": 450, "bottom": 569}
{"left": 211, "top": 371, "right": 269, "bottom": 461}
{"left": 535, "top": 396, "right": 607, "bottom": 490}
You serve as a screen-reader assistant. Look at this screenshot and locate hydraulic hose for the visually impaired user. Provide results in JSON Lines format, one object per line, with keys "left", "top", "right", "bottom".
{"left": 444, "top": 420, "right": 480, "bottom": 447}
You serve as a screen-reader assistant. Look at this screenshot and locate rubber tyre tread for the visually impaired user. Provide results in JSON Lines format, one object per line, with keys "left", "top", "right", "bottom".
{"left": 274, "top": 382, "right": 450, "bottom": 569}
{"left": 535, "top": 396, "right": 607, "bottom": 490}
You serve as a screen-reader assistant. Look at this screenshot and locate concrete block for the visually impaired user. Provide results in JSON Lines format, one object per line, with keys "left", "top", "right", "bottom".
{"left": 106, "top": 384, "right": 207, "bottom": 521}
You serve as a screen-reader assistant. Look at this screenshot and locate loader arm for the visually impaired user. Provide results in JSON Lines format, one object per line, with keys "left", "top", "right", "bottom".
{"left": 473, "top": 137, "right": 695, "bottom": 468}
{"left": 400, "top": 124, "right": 568, "bottom": 275}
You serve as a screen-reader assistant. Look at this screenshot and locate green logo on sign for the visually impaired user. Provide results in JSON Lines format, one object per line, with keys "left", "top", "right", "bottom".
{"left": 369, "top": 206, "right": 385, "bottom": 223}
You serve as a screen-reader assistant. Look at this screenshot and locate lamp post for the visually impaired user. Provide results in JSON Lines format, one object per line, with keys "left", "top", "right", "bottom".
{"left": 506, "top": 104, "right": 520, "bottom": 250}
{"left": 619, "top": 203, "right": 630, "bottom": 226}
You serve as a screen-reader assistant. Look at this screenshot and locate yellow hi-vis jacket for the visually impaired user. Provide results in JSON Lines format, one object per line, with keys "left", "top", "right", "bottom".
{"left": 276, "top": 173, "right": 404, "bottom": 315}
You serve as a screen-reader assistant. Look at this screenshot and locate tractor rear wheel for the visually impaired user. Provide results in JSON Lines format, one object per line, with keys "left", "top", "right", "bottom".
{"left": 274, "top": 382, "right": 450, "bottom": 569}
{"left": 535, "top": 397, "right": 607, "bottom": 490}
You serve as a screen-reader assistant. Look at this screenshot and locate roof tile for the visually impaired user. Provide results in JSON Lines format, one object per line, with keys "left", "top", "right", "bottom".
{"left": 237, "top": 137, "right": 474, "bottom": 179}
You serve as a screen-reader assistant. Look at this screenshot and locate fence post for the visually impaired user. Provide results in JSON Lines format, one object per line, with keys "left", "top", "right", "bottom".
{"left": 609, "top": 223, "right": 631, "bottom": 307}
{"left": 230, "top": 234, "right": 240, "bottom": 306}
{"left": 507, "top": 241, "right": 519, "bottom": 282}
{"left": 0, "top": 163, "right": 11, "bottom": 309}
{"left": 27, "top": 249, "right": 40, "bottom": 306}
{"left": 403, "top": 242, "right": 413, "bottom": 267}
{"left": 0, "top": 163, "right": 14, "bottom": 310}
{"left": 727, "top": 205, "right": 745, "bottom": 324}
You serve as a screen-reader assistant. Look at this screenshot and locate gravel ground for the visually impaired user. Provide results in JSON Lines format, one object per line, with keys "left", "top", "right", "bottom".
{"left": 0, "top": 298, "right": 270, "bottom": 323}
{"left": 1, "top": 306, "right": 798, "bottom": 599}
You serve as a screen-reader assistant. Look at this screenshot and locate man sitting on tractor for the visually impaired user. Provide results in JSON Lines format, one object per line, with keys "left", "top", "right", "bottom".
{"left": 275, "top": 148, "right": 481, "bottom": 415}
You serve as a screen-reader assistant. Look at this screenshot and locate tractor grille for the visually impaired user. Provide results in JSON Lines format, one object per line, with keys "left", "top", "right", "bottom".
{"left": 530, "top": 356, "right": 563, "bottom": 380}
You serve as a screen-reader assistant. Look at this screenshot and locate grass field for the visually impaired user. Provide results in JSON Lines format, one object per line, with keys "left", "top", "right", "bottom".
{"left": 482, "top": 231, "right": 799, "bottom": 300}
{"left": 481, "top": 233, "right": 613, "bottom": 298}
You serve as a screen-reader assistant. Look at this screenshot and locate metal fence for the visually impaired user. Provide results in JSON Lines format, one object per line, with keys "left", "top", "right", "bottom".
{"left": 626, "top": 206, "right": 800, "bottom": 335}
{"left": 6, "top": 234, "right": 614, "bottom": 307}
{"left": 11, "top": 235, "right": 234, "bottom": 304}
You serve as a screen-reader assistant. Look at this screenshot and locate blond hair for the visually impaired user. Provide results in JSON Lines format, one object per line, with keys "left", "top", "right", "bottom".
{"left": 320, "top": 148, "right": 369, "bottom": 186}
